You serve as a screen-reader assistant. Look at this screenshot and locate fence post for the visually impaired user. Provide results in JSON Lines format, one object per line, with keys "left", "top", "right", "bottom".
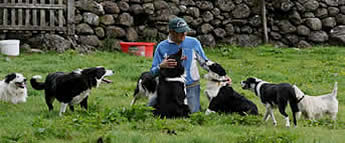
{"left": 67, "top": 0, "right": 75, "bottom": 35}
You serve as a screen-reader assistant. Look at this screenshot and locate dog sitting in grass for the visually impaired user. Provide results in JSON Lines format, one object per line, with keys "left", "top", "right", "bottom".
{"left": 131, "top": 71, "right": 158, "bottom": 106}
{"left": 153, "top": 49, "right": 190, "bottom": 118}
{"left": 293, "top": 82, "right": 338, "bottom": 120}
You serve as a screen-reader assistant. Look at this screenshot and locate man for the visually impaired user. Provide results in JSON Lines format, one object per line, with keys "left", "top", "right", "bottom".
{"left": 150, "top": 17, "right": 231, "bottom": 113}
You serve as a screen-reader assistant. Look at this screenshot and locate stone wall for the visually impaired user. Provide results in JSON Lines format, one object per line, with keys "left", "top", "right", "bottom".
{"left": 1, "top": 0, "right": 345, "bottom": 52}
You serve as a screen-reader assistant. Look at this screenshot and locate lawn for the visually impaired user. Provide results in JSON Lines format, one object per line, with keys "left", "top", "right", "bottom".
{"left": 0, "top": 45, "right": 345, "bottom": 143}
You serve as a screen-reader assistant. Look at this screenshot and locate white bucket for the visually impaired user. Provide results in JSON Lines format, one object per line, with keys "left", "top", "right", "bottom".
{"left": 0, "top": 40, "right": 20, "bottom": 56}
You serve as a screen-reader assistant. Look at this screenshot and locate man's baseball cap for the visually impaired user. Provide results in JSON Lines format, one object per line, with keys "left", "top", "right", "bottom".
{"left": 168, "top": 17, "right": 191, "bottom": 33}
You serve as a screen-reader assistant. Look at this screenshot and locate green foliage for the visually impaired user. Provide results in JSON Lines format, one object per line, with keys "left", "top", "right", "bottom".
{"left": 1, "top": 45, "right": 345, "bottom": 142}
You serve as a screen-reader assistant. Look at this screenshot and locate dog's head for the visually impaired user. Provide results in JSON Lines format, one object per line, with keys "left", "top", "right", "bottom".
{"left": 80, "top": 66, "right": 114, "bottom": 87}
{"left": 140, "top": 72, "right": 157, "bottom": 93}
{"left": 203, "top": 61, "right": 228, "bottom": 82}
{"left": 240, "top": 77, "right": 263, "bottom": 90}
{"left": 160, "top": 49, "right": 184, "bottom": 78}
{"left": 4, "top": 73, "right": 27, "bottom": 89}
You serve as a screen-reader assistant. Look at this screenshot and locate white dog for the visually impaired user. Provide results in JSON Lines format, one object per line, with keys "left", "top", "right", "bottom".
{"left": 293, "top": 82, "right": 338, "bottom": 120}
{"left": 0, "top": 73, "right": 28, "bottom": 104}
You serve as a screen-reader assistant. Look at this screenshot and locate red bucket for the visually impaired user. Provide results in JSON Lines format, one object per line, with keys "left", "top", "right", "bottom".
{"left": 120, "top": 42, "right": 156, "bottom": 58}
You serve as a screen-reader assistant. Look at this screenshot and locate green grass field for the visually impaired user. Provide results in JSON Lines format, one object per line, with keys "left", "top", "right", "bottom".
{"left": 0, "top": 45, "right": 345, "bottom": 143}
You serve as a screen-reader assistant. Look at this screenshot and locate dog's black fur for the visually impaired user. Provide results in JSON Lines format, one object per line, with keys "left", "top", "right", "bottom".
{"left": 131, "top": 71, "right": 157, "bottom": 106}
{"left": 241, "top": 77, "right": 299, "bottom": 126}
{"left": 205, "top": 62, "right": 258, "bottom": 115}
{"left": 30, "top": 67, "right": 113, "bottom": 114}
{"left": 153, "top": 49, "right": 190, "bottom": 118}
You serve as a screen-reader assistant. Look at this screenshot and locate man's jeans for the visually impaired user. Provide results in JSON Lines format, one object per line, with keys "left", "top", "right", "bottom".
{"left": 147, "top": 84, "right": 201, "bottom": 113}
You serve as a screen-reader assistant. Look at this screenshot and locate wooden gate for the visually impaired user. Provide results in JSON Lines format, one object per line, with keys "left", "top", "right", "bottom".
{"left": 0, "top": 0, "right": 74, "bottom": 35}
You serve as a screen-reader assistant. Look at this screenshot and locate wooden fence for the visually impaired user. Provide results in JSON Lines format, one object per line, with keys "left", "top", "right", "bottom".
{"left": 0, "top": 0, "right": 74, "bottom": 35}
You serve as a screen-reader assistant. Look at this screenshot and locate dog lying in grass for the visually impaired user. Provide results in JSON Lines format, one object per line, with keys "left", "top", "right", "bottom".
{"left": 203, "top": 61, "right": 258, "bottom": 116}
{"left": 293, "top": 82, "right": 338, "bottom": 120}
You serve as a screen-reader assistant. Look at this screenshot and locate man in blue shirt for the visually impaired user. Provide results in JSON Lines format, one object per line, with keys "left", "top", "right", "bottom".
{"left": 150, "top": 17, "right": 231, "bottom": 113}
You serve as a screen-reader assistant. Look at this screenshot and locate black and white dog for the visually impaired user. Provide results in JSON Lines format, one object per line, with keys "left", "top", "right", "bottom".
{"left": 241, "top": 77, "right": 299, "bottom": 127}
{"left": 30, "top": 66, "right": 114, "bottom": 116}
{"left": 203, "top": 61, "right": 258, "bottom": 116}
{"left": 131, "top": 71, "right": 158, "bottom": 106}
{"left": 293, "top": 82, "right": 338, "bottom": 120}
{"left": 0, "top": 73, "right": 28, "bottom": 104}
{"left": 153, "top": 49, "right": 190, "bottom": 118}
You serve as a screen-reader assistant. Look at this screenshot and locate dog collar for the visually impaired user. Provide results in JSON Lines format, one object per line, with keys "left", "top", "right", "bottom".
{"left": 255, "top": 81, "right": 268, "bottom": 97}
{"left": 165, "top": 77, "right": 186, "bottom": 83}
{"left": 297, "top": 95, "right": 305, "bottom": 103}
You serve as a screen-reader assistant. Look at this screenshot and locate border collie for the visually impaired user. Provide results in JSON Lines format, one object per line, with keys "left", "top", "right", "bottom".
{"left": 0, "top": 73, "right": 27, "bottom": 104}
{"left": 131, "top": 71, "right": 158, "bottom": 106}
{"left": 30, "top": 66, "right": 114, "bottom": 116}
{"left": 293, "top": 82, "right": 338, "bottom": 120}
{"left": 241, "top": 77, "right": 299, "bottom": 127}
{"left": 153, "top": 49, "right": 190, "bottom": 118}
{"left": 203, "top": 61, "right": 258, "bottom": 116}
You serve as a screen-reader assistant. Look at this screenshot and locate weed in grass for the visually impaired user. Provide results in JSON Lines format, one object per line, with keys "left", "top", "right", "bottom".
{"left": 237, "top": 131, "right": 298, "bottom": 143}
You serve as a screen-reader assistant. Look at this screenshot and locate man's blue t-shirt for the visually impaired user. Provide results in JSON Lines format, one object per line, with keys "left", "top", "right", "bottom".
{"left": 150, "top": 36, "right": 208, "bottom": 86}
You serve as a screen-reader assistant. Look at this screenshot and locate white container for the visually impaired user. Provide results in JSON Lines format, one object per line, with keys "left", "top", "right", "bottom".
{"left": 0, "top": 40, "right": 20, "bottom": 56}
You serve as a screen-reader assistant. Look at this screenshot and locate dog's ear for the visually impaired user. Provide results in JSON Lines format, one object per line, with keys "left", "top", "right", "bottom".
{"left": 247, "top": 77, "right": 257, "bottom": 83}
{"left": 5, "top": 73, "right": 16, "bottom": 84}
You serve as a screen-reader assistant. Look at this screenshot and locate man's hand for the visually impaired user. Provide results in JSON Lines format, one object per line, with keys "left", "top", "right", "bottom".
{"left": 160, "top": 58, "right": 177, "bottom": 68}
{"left": 226, "top": 76, "right": 232, "bottom": 85}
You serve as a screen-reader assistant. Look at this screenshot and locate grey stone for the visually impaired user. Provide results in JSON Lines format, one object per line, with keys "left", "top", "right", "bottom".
{"left": 106, "top": 26, "right": 126, "bottom": 38}
{"left": 297, "top": 40, "right": 312, "bottom": 48}
{"left": 118, "top": 1, "right": 130, "bottom": 11}
{"left": 214, "top": 28, "right": 227, "bottom": 38}
{"left": 142, "top": 28, "right": 158, "bottom": 38}
{"left": 202, "top": 11, "right": 214, "bottom": 22}
{"left": 341, "top": 6, "right": 345, "bottom": 14}
{"left": 289, "top": 11, "right": 302, "bottom": 25}
{"left": 75, "top": 14, "right": 83, "bottom": 24}
{"left": 118, "top": 13, "right": 134, "bottom": 26}
{"left": 197, "top": 34, "right": 216, "bottom": 47}
{"left": 79, "top": 35, "right": 101, "bottom": 47}
{"left": 249, "top": 15, "right": 261, "bottom": 27}
{"left": 225, "top": 34, "right": 262, "bottom": 47}
{"left": 322, "top": 17, "right": 337, "bottom": 29}
{"left": 100, "top": 15, "right": 115, "bottom": 25}
{"left": 325, "top": 0, "right": 338, "bottom": 6}
{"left": 211, "top": 19, "right": 222, "bottom": 27}
{"left": 232, "top": 4, "right": 250, "bottom": 18}
{"left": 191, "top": 18, "right": 203, "bottom": 27}
{"left": 126, "top": 27, "right": 138, "bottom": 41}
{"left": 297, "top": 25, "right": 311, "bottom": 36}
{"left": 76, "top": 23, "right": 94, "bottom": 34}
{"left": 143, "top": 3, "right": 155, "bottom": 14}
{"left": 102, "top": 1, "right": 120, "bottom": 14}
{"left": 329, "top": 25, "right": 345, "bottom": 45}
{"left": 328, "top": 7, "right": 340, "bottom": 16}
{"left": 270, "top": 32, "right": 282, "bottom": 40}
{"left": 336, "top": 14, "right": 345, "bottom": 24}
{"left": 83, "top": 12, "right": 99, "bottom": 26}
{"left": 278, "top": 20, "right": 296, "bottom": 34}
{"left": 285, "top": 34, "right": 299, "bottom": 45}
{"left": 225, "top": 24, "right": 235, "bottom": 35}
{"left": 200, "top": 23, "right": 214, "bottom": 34}
{"left": 305, "top": 18, "right": 322, "bottom": 30}
{"left": 76, "top": 0, "right": 105, "bottom": 15}
{"left": 186, "top": 7, "right": 200, "bottom": 17}
{"left": 241, "top": 26, "right": 253, "bottom": 34}
{"left": 304, "top": 0, "right": 319, "bottom": 11}
{"left": 196, "top": 1, "right": 214, "bottom": 10}
{"left": 216, "top": 0, "right": 235, "bottom": 12}
{"left": 154, "top": 1, "right": 169, "bottom": 10}
{"left": 42, "top": 34, "right": 71, "bottom": 52}
{"left": 130, "top": 4, "right": 144, "bottom": 15}
{"left": 95, "top": 27, "right": 105, "bottom": 38}
{"left": 315, "top": 8, "right": 328, "bottom": 18}
{"left": 309, "top": 31, "right": 329, "bottom": 42}
{"left": 303, "top": 12, "right": 315, "bottom": 18}
{"left": 180, "top": 0, "right": 195, "bottom": 6}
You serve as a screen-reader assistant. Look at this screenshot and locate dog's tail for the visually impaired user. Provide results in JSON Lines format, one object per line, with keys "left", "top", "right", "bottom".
{"left": 331, "top": 82, "right": 338, "bottom": 97}
{"left": 30, "top": 75, "right": 45, "bottom": 90}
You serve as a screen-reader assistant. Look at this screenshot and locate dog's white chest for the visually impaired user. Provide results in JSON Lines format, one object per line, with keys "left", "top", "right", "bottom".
{"left": 70, "top": 90, "right": 90, "bottom": 104}
{"left": 205, "top": 81, "right": 224, "bottom": 99}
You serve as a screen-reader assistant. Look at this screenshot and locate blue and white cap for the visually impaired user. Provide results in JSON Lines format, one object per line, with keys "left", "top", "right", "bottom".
{"left": 168, "top": 17, "right": 191, "bottom": 33}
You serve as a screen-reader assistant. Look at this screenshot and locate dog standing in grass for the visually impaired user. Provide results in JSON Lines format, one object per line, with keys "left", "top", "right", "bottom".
{"left": 293, "top": 82, "right": 338, "bottom": 120}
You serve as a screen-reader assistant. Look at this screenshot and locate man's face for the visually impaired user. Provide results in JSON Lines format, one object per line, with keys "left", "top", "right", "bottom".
{"left": 170, "top": 31, "right": 187, "bottom": 44}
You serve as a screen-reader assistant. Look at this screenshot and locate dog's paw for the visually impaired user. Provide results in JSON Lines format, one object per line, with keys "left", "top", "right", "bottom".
{"left": 32, "top": 75, "right": 42, "bottom": 79}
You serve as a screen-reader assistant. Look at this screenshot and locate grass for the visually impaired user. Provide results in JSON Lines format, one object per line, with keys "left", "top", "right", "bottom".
{"left": 0, "top": 45, "right": 345, "bottom": 143}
